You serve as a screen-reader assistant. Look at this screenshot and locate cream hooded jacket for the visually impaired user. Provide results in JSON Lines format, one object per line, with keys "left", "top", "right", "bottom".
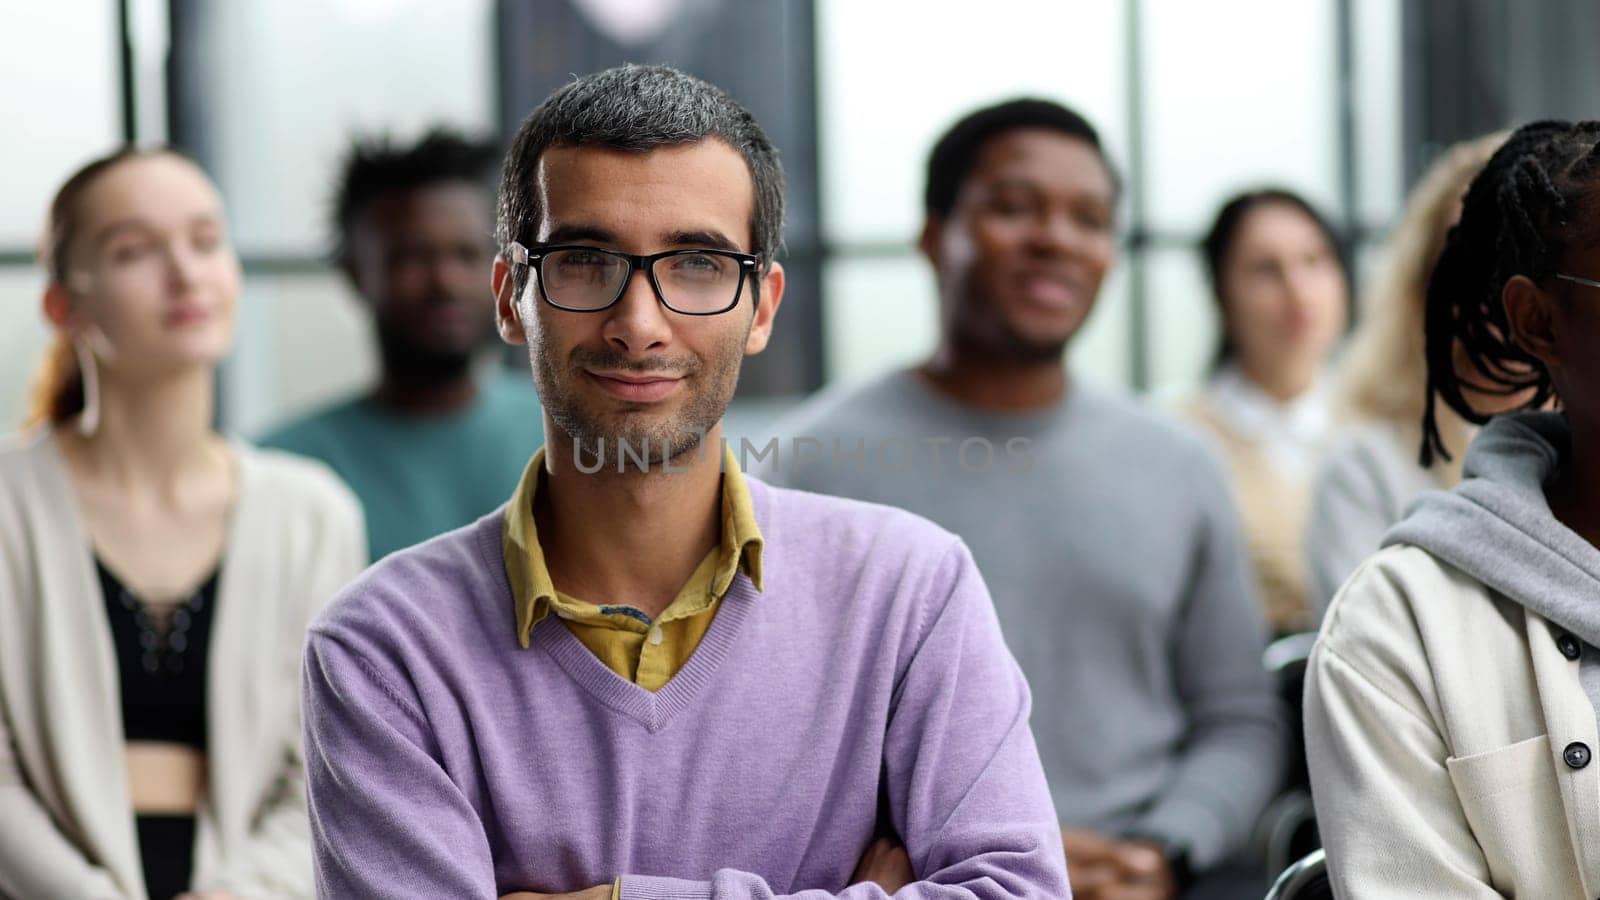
{"left": 1306, "top": 412, "right": 1600, "bottom": 898}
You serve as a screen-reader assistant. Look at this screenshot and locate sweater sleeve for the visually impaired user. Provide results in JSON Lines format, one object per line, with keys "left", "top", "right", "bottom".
{"left": 302, "top": 630, "right": 498, "bottom": 898}
{"left": 1303, "top": 441, "right": 1395, "bottom": 623}
{"left": 618, "top": 539, "right": 1070, "bottom": 900}
{"left": 1128, "top": 457, "right": 1285, "bottom": 870}
{"left": 206, "top": 483, "right": 368, "bottom": 898}
{"left": 0, "top": 485, "right": 130, "bottom": 899}
{"left": 0, "top": 725, "right": 128, "bottom": 899}
{"left": 1305, "top": 584, "right": 1501, "bottom": 897}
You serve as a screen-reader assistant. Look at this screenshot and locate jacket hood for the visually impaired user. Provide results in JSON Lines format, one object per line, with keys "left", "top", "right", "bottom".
{"left": 1384, "top": 411, "right": 1600, "bottom": 647}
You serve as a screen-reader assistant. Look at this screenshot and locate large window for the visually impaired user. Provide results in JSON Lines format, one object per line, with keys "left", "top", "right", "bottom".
{"left": 175, "top": 0, "right": 497, "bottom": 434}
{"left": 3, "top": 0, "right": 1411, "bottom": 437}
{"left": 0, "top": 3, "right": 122, "bottom": 429}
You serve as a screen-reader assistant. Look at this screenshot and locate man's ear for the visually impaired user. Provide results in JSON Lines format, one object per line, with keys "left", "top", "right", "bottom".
{"left": 493, "top": 255, "right": 528, "bottom": 346}
{"left": 1502, "top": 274, "right": 1563, "bottom": 370}
{"left": 339, "top": 227, "right": 378, "bottom": 304}
{"left": 338, "top": 254, "right": 365, "bottom": 298}
{"left": 918, "top": 216, "right": 944, "bottom": 270}
{"left": 743, "top": 261, "right": 785, "bottom": 355}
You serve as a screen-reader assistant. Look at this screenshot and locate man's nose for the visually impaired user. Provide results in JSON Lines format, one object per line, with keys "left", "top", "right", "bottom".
{"left": 600, "top": 266, "right": 673, "bottom": 354}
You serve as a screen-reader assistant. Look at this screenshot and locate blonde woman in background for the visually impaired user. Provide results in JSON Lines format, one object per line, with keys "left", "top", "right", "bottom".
{"left": 1302, "top": 133, "right": 1506, "bottom": 619}
{"left": 1182, "top": 189, "right": 1351, "bottom": 636}
{"left": 0, "top": 148, "right": 365, "bottom": 899}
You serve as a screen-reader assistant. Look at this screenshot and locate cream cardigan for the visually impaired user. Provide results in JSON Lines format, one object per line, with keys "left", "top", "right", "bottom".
{"left": 1306, "top": 544, "right": 1600, "bottom": 897}
{"left": 0, "top": 430, "right": 365, "bottom": 899}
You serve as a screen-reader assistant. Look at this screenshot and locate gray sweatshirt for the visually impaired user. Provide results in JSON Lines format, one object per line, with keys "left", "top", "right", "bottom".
{"left": 755, "top": 370, "right": 1284, "bottom": 870}
{"left": 1304, "top": 422, "right": 1443, "bottom": 620}
{"left": 1385, "top": 412, "right": 1600, "bottom": 713}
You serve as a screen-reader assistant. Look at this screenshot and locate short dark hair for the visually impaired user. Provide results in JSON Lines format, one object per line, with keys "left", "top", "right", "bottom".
{"left": 1201, "top": 188, "right": 1349, "bottom": 368}
{"left": 923, "top": 98, "right": 1119, "bottom": 219}
{"left": 331, "top": 127, "right": 501, "bottom": 265}
{"left": 496, "top": 64, "right": 784, "bottom": 287}
{"left": 1421, "top": 119, "right": 1600, "bottom": 465}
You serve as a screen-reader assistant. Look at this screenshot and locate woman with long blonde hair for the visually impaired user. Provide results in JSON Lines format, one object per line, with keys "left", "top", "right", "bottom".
{"left": 1303, "top": 133, "right": 1505, "bottom": 617}
{"left": 0, "top": 147, "right": 365, "bottom": 899}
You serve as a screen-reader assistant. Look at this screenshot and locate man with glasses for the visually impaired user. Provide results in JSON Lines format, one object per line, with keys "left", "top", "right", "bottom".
{"left": 300, "top": 65, "right": 1069, "bottom": 899}
{"left": 760, "top": 99, "right": 1282, "bottom": 899}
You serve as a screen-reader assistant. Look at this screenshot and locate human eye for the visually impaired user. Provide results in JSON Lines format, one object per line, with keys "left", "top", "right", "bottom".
{"left": 109, "top": 238, "right": 158, "bottom": 264}
{"left": 1305, "top": 248, "right": 1335, "bottom": 268}
{"left": 988, "top": 192, "right": 1036, "bottom": 217}
{"left": 1074, "top": 205, "right": 1113, "bottom": 233}
{"left": 666, "top": 252, "right": 730, "bottom": 281}
{"left": 548, "top": 248, "right": 620, "bottom": 287}
{"left": 675, "top": 252, "right": 722, "bottom": 270}
{"left": 559, "top": 248, "right": 611, "bottom": 267}
{"left": 191, "top": 225, "right": 225, "bottom": 253}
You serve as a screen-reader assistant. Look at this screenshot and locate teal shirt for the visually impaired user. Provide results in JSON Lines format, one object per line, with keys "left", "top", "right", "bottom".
{"left": 260, "top": 372, "right": 544, "bottom": 561}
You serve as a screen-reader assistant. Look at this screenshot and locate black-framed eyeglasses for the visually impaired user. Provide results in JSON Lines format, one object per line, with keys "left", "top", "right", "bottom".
{"left": 1557, "top": 273, "right": 1600, "bottom": 291}
{"left": 507, "top": 241, "right": 759, "bottom": 316}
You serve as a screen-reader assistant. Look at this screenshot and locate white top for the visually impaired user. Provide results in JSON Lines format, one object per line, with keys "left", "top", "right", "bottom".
{"left": 0, "top": 429, "right": 365, "bottom": 899}
{"left": 1203, "top": 364, "right": 1333, "bottom": 483}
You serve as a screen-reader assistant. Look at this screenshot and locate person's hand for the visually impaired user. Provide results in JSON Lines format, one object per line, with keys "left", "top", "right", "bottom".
{"left": 1062, "top": 829, "right": 1121, "bottom": 898}
{"left": 176, "top": 892, "right": 238, "bottom": 900}
{"left": 1061, "top": 830, "right": 1176, "bottom": 900}
{"left": 1108, "top": 839, "right": 1177, "bottom": 900}
{"left": 852, "top": 836, "right": 915, "bottom": 893}
{"left": 499, "top": 886, "right": 611, "bottom": 900}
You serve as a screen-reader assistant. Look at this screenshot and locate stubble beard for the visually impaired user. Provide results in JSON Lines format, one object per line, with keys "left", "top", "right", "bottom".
{"left": 530, "top": 325, "right": 745, "bottom": 470}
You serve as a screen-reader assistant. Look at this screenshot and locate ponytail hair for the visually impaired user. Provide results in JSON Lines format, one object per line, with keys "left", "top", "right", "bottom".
{"left": 24, "top": 146, "right": 183, "bottom": 429}
{"left": 23, "top": 338, "right": 85, "bottom": 429}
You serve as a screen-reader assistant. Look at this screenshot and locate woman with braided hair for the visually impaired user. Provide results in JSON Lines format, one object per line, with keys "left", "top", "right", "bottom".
{"left": 1305, "top": 120, "right": 1600, "bottom": 896}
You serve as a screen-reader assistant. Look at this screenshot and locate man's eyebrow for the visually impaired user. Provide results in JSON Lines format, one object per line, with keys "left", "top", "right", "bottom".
{"left": 540, "top": 225, "right": 747, "bottom": 253}
{"left": 543, "top": 224, "right": 619, "bottom": 245}
{"left": 986, "top": 176, "right": 1115, "bottom": 206}
{"left": 662, "top": 230, "right": 742, "bottom": 252}
{"left": 986, "top": 176, "right": 1043, "bottom": 191}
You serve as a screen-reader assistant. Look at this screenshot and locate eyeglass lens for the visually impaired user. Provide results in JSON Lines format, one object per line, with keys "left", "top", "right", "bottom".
{"left": 541, "top": 249, "right": 742, "bottom": 313}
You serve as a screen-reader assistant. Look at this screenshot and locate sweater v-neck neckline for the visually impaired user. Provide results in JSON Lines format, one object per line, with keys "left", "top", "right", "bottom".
{"left": 531, "top": 575, "right": 759, "bottom": 732}
{"left": 476, "top": 482, "right": 772, "bottom": 734}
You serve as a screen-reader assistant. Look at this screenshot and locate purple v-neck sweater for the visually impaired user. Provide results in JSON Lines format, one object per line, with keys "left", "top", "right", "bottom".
{"left": 302, "top": 478, "right": 1070, "bottom": 898}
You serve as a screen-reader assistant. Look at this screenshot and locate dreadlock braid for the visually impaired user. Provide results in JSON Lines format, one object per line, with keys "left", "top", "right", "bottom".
{"left": 1421, "top": 120, "right": 1600, "bottom": 465}
{"left": 1574, "top": 138, "right": 1600, "bottom": 179}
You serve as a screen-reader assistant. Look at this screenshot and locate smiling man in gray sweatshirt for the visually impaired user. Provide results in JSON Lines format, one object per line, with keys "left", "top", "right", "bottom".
{"left": 758, "top": 99, "right": 1283, "bottom": 900}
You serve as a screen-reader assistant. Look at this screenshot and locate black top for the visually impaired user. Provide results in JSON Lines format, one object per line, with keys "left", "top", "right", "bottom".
{"left": 96, "top": 557, "right": 218, "bottom": 749}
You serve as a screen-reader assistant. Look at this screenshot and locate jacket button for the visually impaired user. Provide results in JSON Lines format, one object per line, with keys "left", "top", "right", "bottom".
{"left": 1559, "top": 633, "right": 1582, "bottom": 660}
{"left": 1565, "top": 742, "right": 1591, "bottom": 770}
